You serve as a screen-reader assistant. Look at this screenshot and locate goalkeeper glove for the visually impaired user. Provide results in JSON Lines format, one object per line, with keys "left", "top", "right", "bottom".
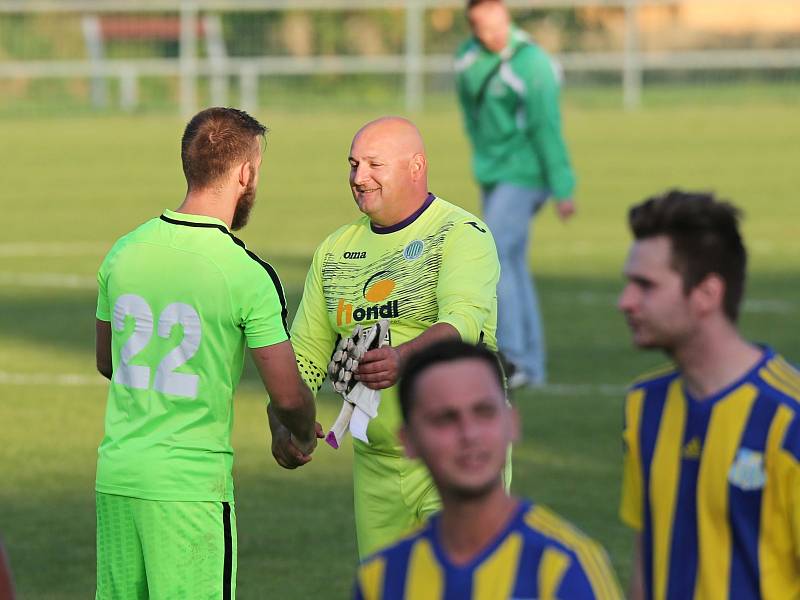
{"left": 325, "top": 319, "right": 390, "bottom": 448}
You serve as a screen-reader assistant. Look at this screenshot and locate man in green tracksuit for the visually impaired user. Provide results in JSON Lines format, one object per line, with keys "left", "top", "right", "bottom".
{"left": 456, "top": 0, "right": 576, "bottom": 387}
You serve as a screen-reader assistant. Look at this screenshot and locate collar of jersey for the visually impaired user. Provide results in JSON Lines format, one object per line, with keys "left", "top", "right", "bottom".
{"left": 161, "top": 208, "right": 229, "bottom": 231}
{"left": 425, "top": 498, "right": 528, "bottom": 571}
{"left": 370, "top": 193, "right": 436, "bottom": 235}
{"left": 682, "top": 343, "right": 774, "bottom": 407}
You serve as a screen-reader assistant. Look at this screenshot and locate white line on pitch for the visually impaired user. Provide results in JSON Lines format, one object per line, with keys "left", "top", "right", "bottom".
{"left": 533, "top": 383, "right": 626, "bottom": 396}
{"left": 0, "top": 371, "right": 626, "bottom": 395}
{"left": 0, "top": 242, "right": 109, "bottom": 257}
{"left": 0, "top": 272, "right": 96, "bottom": 289}
{"left": 0, "top": 241, "right": 314, "bottom": 259}
{"left": 552, "top": 291, "right": 795, "bottom": 314}
{"left": 0, "top": 371, "right": 106, "bottom": 386}
{"left": 242, "top": 379, "right": 625, "bottom": 397}
{"left": 2, "top": 272, "right": 794, "bottom": 316}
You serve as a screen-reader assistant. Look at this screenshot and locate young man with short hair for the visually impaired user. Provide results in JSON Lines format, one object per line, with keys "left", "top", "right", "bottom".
{"left": 94, "top": 107, "right": 318, "bottom": 599}
{"left": 354, "top": 340, "right": 621, "bottom": 599}
{"left": 618, "top": 190, "right": 800, "bottom": 599}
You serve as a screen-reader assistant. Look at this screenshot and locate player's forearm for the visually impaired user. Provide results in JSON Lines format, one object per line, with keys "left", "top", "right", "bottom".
{"left": 251, "top": 341, "right": 317, "bottom": 445}
{"left": 268, "top": 384, "right": 317, "bottom": 446}
{"left": 397, "top": 322, "right": 460, "bottom": 366}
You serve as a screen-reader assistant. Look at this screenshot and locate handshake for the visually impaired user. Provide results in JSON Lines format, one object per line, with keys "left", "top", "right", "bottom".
{"left": 326, "top": 320, "right": 390, "bottom": 448}
{"left": 269, "top": 320, "right": 392, "bottom": 469}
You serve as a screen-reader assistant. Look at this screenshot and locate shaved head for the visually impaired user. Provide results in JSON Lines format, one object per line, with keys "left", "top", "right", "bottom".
{"left": 348, "top": 116, "right": 430, "bottom": 227}
{"left": 351, "top": 117, "right": 426, "bottom": 159}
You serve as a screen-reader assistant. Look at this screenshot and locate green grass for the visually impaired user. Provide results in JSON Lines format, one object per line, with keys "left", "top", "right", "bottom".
{"left": 1, "top": 94, "right": 799, "bottom": 598}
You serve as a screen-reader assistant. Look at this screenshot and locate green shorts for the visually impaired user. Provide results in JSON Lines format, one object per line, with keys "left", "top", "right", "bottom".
{"left": 96, "top": 492, "right": 237, "bottom": 600}
{"left": 352, "top": 444, "right": 514, "bottom": 558}
{"left": 353, "top": 447, "right": 441, "bottom": 558}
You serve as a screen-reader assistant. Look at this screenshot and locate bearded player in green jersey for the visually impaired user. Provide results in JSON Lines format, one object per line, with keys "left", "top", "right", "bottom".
{"left": 270, "top": 117, "right": 502, "bottom": 558}
{"left": 94, "top": 107, "right": 318, "bottom": 599}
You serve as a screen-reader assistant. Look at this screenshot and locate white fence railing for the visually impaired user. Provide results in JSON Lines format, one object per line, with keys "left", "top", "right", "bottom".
{"left": 1, "top": 0, "right": 798, "bottom": 115}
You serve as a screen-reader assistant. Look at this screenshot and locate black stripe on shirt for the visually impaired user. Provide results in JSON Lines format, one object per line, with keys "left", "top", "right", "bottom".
{"left": 159, "top": 214, "right": 290, "bottom": 337}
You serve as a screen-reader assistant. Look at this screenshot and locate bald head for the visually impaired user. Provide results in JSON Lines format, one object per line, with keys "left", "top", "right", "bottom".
{"left": 348, "top": 117, "right": 430, "bottom": 227}
{"left": 352, "top": 117, "right": 426, "bottom": 158}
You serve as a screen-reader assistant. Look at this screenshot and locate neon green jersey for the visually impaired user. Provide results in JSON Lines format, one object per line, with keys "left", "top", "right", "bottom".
{"left": 95, "top": 209, "right": 289, "bottom": 501}
{"left": 291, "top": 194, "right": 499, "bottom": 454}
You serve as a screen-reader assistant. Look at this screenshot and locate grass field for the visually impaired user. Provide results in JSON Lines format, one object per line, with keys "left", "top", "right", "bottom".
{"left": 1, "top": 93, "right": 799, "bottom": 599}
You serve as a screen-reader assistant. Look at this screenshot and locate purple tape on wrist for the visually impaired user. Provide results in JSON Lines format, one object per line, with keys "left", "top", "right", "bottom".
{"left": 325, "top": 432, "right": 340, "bottom": 449}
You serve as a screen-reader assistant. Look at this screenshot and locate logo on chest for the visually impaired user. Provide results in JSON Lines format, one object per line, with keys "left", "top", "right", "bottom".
{"left": 403, "top": 240, "right": 424, "bottom": 261}
{"left": 336, "top": 271, "right": 399, "bottom": 326}
{"left": 728, "top": 448, "right": 767, "bottom": 491}
{"left": 682, "top": 437, "right": 702, "bottom": 460}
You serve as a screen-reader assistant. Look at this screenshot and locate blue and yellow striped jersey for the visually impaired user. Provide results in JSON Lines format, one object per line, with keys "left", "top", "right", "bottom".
{"left": 620, "top": 347, "right": 800, "bottom": 600}
{"left": 354, "top": 500, "right": 622, "bottom": 600}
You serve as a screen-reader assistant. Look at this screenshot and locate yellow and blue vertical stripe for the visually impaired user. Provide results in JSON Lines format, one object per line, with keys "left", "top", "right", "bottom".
{"left": 620, "top": 347, "right": 800, "bottom": 600}
{"left": 354, "top": 501, "right": 622, "bottom": 599}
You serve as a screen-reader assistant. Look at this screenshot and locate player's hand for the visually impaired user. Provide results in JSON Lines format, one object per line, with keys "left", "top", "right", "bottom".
{"left": 356, "top": 346, "right": 402, "bottom": 390}
{"left": 293, "top": 421, "right": 325, "bottom": 456}
{"left": 555, "top": 199, "right": 576, "bottom": 221}
{"left": 271, "top": 422, "right": 322, "bottom": 469}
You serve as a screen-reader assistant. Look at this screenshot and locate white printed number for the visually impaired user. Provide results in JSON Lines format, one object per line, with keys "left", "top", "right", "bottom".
{"left": 112, "top": 294, "right": 201, "bottom": 398}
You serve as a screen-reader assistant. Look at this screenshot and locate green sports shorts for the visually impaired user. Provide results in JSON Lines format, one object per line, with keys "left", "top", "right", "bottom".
{"left": 353, "top": 444, "right": 514, "bottom": 558}
{"left": 96, "top": 492, "right": 237, "bottom": 599}
{"left": 353, "top": 447, "right": 441, "bottom": 559}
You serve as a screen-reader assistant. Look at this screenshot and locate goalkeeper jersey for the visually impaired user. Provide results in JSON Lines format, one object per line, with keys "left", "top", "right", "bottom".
{"left": 95, "top": 209, "right": 289, "bottom": 501}
{"left": 291, "top": 194, "right": 499, "bottom": 454}
{"left": 620, "top": 347, "right": 800, "bottom": 600}
{"left": 354, "top": 500, "right": 622, "bottom": 600}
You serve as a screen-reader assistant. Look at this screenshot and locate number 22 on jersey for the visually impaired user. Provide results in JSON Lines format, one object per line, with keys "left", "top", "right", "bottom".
{"left": 112, "top": 293, "right": 202, "bottom": 399}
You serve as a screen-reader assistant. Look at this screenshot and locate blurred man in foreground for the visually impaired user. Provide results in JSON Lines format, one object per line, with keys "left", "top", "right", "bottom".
{"left": 456, "top": 0, "right": 576, "bottom": 387}
{"left": 354, "top": 340, "right": 621, "bottom": 599}
{"left": 94, "top": 107, "right": 317, "bottom": 598}
{"left": 273, "top": 117, "right": 500, "bottom": 557}
{"left": 618, "top": 190, "right": 800, "bottom": 599}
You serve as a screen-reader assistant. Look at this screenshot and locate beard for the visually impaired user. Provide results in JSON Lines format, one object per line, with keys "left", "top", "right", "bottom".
{"left": 231, "top": 172, "right": 257, "bottom": 231}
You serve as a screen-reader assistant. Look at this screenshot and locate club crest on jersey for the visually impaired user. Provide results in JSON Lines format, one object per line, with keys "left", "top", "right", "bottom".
{"left": 728, "top": 448, "right": 766, "bottom": 491}
{"left": 336, "top": 271, "right": 399, "bottom": 326}
{"left": 403, "top": 240, "right": 424, "bottom": 261}
{"left": 682, "top": 436, "right": 702, "bottom": 460}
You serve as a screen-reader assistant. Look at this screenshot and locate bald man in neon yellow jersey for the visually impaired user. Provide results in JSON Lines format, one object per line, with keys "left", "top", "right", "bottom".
{"left": 271, "top": 117, "right": 501, "bottom": 557}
